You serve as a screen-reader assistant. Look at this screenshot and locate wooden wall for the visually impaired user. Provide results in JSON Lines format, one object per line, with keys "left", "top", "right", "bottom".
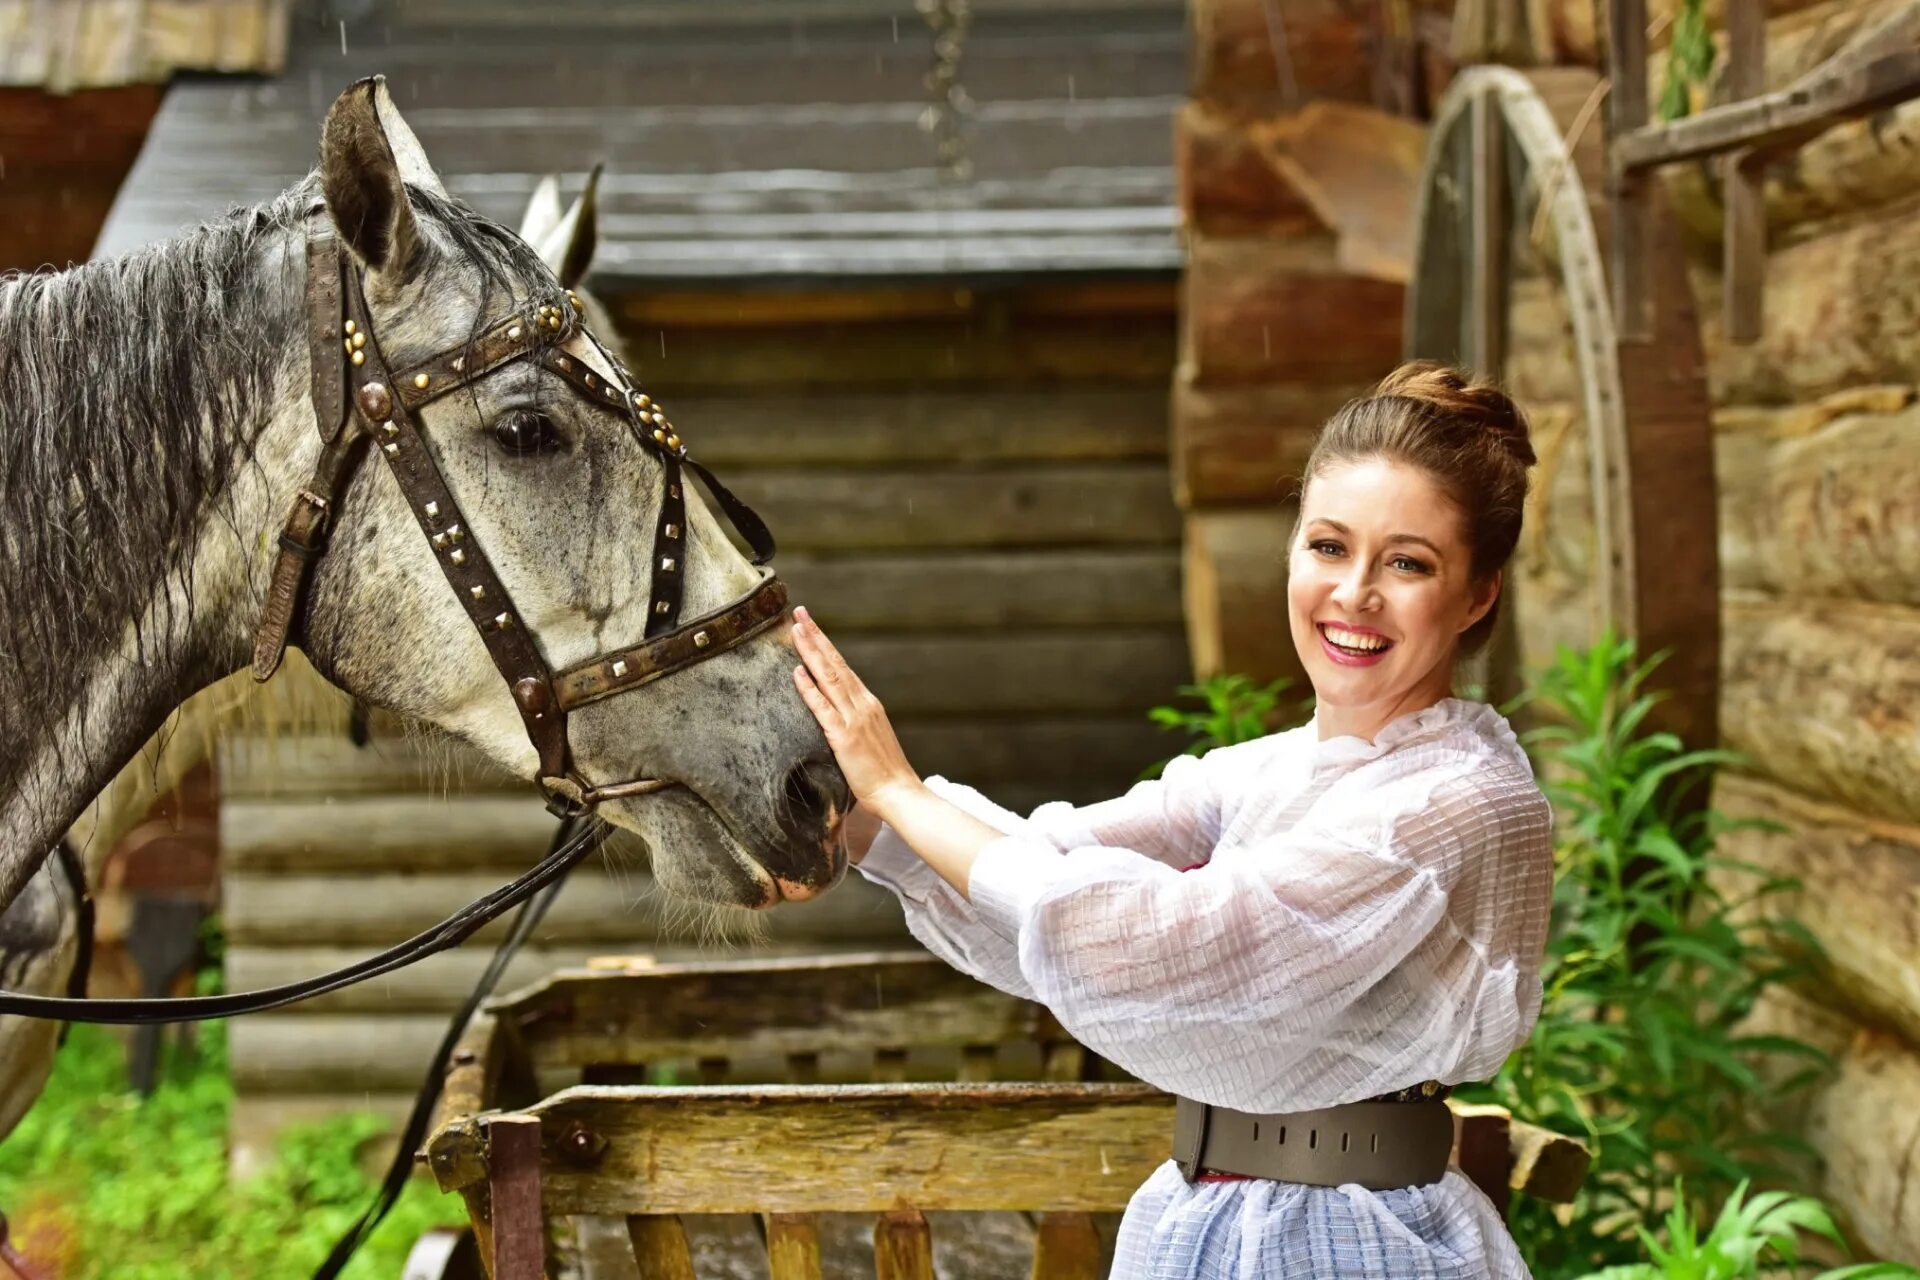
{"left": 1174, "top": 0, "right": 1429, "bottom": 687}
{"left": 1496, "top": 0, "right": 1920, "bottom": 1263}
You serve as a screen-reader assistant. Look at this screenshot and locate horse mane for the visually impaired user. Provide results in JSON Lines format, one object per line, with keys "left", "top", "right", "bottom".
{"left": 0, "top": 174, "right": 564, "bottom": 778}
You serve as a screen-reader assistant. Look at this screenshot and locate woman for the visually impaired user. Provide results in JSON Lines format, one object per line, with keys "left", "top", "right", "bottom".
{"left": 791, "top": 361, "right": 1554, "bottom": 1279}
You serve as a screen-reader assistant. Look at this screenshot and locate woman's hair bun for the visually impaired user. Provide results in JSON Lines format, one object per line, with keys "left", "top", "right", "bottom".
{"left": 1375, "top": 360, "right": 1537, "bottom": 468}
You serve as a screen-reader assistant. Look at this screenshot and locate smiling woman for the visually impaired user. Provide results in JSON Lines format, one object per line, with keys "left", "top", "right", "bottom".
{"left": 793, "top": 359, "right": 1555, "bottom": 1280}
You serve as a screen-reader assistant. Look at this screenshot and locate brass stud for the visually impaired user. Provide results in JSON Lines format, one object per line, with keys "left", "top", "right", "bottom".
{"left": 432, "top": 532, "right": 449, "bottom": 549}
{"left": 567, "top": 290, "right": 582, "bottom": 309}
{"left": 382, "top": 420, "right": 399, "bottom": 437}
{"left": 382, "top": 441, "right": 399, "bottom": 456}
{"left": 414, "top": 373, "right": 431, "bottom": 391}
{"left": 666, "top": 434, "right": 680, "bottom": 451}
{"left": 636, "top": 394, "right": 652, "bottom": 411}
{"left": 652, "top": 428, "right": 667, "bottom": 445}
{"left": 446, "top": 524, "right": 463, "bottom": 543}
{"left": 353, "top": 332, "right": 367, "bottom": 350}
{"left": 555, "top": 355, "right": 571, "bottom": 371}
{"left": 507, "top": 325, "right": 522, "bottom": 340}
{"left": 424, "top": 501, "right": 439, "bottom": 519}
{"left": 451, "top": 357, "right": 465, "bottom": 373}
{"left": 344, "top": 319, "right": 357, "bottom": 336}
{"left": 693, "top": 630, "right": 712, "bottom": 649}
{"left": 661, "top": 557, "right": 676, "bottom": 573}
{"left": 450, "top": 548, "right": 466, "bottom": 567}
{"left": 653, "top": 600, "right": 670, "bottom": 615}
{"left": 605, "top": 385, "right": 617, "bottom": 399}
{"left": 359, "top": 383, "right": 391, "bottom": 418}
{"left": 351, "top": 350, "right": 366, "bottom": 366}
{"left": 664, "top": 524, "right": 680, "bottom": 539}
{"left": 669, "top": 484, "right": 680, "bottom": 500}
{"left": 494, "top": 612, "right": 515, "bottom": 630}
{"left": 611, "top": 659, "right": 628, "bottom": 678}
{"left": 584, "top": 371, "right": 596, "bottom": 387}
{"left": 1421, "top": 1081, "right": 1439, "bottom": 1097}
{"left": 343, "top": 340, "right": 355, "bottom": 356}
{"left": 469, "top": 584, "right": 485, "bottom": 601}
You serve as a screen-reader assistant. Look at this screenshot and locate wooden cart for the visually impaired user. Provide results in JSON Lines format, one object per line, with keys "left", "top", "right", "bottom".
{"left": 418, "top": 950, "right": 1588, "bottom": 1280}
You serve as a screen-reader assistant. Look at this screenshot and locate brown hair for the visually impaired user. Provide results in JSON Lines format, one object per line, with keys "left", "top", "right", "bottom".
{"left": 1299, "top": 360, "right": 1537, "bottom": 656}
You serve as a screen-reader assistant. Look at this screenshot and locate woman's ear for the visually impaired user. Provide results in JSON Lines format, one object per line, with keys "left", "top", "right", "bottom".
{"left": 1461, "top": 570, "right": 1502, "bottom": 634}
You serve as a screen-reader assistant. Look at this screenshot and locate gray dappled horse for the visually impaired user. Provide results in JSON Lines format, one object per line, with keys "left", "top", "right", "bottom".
{"left": 0, "top": 80, "right": 849, "bottom": 1150}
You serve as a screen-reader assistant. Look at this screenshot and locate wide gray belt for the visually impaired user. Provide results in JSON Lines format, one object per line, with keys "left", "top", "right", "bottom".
{"left": 1172, "top": 1094, "right": 1456, "bottom": 1189}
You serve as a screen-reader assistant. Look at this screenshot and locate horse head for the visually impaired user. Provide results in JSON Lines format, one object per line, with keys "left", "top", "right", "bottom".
{"left": 293, "top": 79, "right": 847, "bottom": 907}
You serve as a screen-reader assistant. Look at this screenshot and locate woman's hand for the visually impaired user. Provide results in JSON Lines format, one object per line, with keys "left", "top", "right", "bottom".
{"left": 791, "top": 606, "right": 923, "bottom": 822}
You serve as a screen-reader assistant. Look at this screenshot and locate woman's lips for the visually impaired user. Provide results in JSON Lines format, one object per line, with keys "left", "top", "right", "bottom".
{"left": 1317, "top": 623, "right": 1393, "bottom": 668}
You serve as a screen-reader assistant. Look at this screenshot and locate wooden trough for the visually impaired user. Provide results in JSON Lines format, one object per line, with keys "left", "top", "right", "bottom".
{"left": 418, "top": 951, "right": 1590, "bottom": 1279}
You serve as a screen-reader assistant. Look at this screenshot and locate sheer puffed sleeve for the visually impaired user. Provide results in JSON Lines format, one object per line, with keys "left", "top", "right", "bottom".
{"left": 855, "top": 737, "right": 1276, "bottom": 999}
{"left": 962, "top": 766, "right": 1552, "bottom": 1110}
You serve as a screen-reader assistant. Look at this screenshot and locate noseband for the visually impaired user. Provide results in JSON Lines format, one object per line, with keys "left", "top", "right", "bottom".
{"left": 254, "top": 212, "right": 789, "bottom": 817}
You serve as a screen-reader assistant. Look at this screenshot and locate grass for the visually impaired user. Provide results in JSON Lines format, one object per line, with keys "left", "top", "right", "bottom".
{"left": 0, "top": 1021, "right": 466, "bottom": 1280}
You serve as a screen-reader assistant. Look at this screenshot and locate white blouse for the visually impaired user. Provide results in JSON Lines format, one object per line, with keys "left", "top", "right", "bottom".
{"left": 857, "top": 697, "right": 1554, "bottom": 1279}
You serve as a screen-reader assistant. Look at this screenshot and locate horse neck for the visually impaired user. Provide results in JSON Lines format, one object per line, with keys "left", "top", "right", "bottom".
{"left": 0, "top": 217, "right": 315, "bottom": 903}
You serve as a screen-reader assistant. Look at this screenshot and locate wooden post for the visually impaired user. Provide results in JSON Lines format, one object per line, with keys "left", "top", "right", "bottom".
{"left": 1604, "top": 0, "right": 1654, "bottom": 340}
{"left": 1469, "top": 85, "right": 1510, "bottom": 378}
{"left": 766, "top": 1214, "right": 824, "bottom": 1280}
{"left": 1723, "top": 0, "right": 1766, "bottom": 343}
{"left": 874, "top": 1210, "right": 936, "bottom": 1280}
{"left": 629, "top": 1216, "right": 698, "bottom": 1280}
{"left": 487, "top": 1116, "right": 545, "bottom": 1280}
{"left": 1030, "top": 1212, "right": 1103, "bottom": 1280}
{"left": 1451, "top": 1105, "right": 1513, "bottom": 1219}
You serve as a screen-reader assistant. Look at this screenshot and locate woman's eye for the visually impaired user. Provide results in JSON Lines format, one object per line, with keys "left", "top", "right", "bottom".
{"left": 1392, "top": 556, "right": 1431, "bottom": 574}
{"left": 1309, "top": 540, "right": 1344, "bottom": 557}
{"left": 492, "top": 410, "right": 562, "bottom": 457}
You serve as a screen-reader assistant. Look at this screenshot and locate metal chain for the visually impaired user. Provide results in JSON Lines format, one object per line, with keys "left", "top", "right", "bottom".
{"left": 917, "top": 0, "right": 974, "bottom": 182}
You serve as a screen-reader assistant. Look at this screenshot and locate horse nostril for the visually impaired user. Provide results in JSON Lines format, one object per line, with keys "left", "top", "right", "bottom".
{"left": 779, "top": 755, "right": 850, "bottom": 840}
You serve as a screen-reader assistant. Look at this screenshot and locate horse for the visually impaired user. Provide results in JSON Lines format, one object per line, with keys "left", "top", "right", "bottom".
{"left": 0, "top": 161, "right": 642, "bottom": 1165}
{"left": 0, "top": 85, "right": 853, "bottom": 1173}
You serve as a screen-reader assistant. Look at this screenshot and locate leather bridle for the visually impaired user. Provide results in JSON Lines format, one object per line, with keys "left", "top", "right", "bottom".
{"left": 254, "top": 209, "right": 790, "bottom": 817}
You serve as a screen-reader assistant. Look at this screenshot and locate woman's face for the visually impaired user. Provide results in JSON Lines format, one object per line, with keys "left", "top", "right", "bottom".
{"left": 1287, "top": 457, "right": 1499, "bottom": 729}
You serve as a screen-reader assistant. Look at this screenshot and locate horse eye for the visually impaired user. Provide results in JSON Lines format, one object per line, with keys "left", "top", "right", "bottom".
{"left": 492, "top": 410, "right": 562, "bottom": 457}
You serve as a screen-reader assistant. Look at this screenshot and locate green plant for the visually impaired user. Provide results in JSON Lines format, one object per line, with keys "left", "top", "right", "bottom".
{"left": 1470, "top": 635, "right": 1832, "bottom": 1278}
{"left": 0, "top": 1020, "right": 465, "bottom": 1279}
{"left": 1143, "top": 673, "right": 1311, "bottom": 776}
{"left": 1578, "top": 1180, "right": 1920, "bottom": 1280}
{"left": 1659, "top": 0, "right": 1717, "bottom": 121}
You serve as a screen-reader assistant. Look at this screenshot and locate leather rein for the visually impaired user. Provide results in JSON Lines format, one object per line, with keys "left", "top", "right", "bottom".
{"left": 0, "top": 214, "right": 789, "bottom": 1025}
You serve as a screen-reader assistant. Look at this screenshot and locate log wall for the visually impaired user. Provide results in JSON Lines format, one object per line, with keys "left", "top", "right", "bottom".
{"left": 1175, "top": 0, "right": 1425, "bottom": 685}
{"left": 1485, "top": 3, "right": 1920, "bottom": 1259}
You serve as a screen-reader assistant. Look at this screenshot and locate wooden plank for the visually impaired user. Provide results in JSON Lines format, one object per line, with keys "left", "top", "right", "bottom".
{"left": 874, "top": 1210, "right": 935, "bottom": 1280}
{"left": 489, "top": 952, "right": 1065, "bottom": 1070}
{"left": 1721, "top": 595, "right": 1920, "bottom": 827}
{"left": 1506, "top": 1118, "right": 1592, "bottom": 1205}
{"left": 677, "top": 389, "right": 1166, "bottom": 468}
{"left": 1722, "top": 0, "right": 1767, "bottom": 343}
{"left": 1182, "top": 509, "right": 1306, "bottom": 688}
{"left": 619, "top": 280, "right": 1179, "bottom": 330}
{"left": 1712, "top": 773, "right": 1920, "bottom": 1044}
{"left": 1030, "top": 1213, "right": 1102, "bottom": 1280}
{"left": 840, "top": 630, "right": 1191, "bottom": 716}
{"left": 222, "top": 866, "right": 907, "bottom": 947}
{"left": 1450, "top": 1105, "right": 1511, "bottom": 1218}
{"left": 766, "top": 1214, "right": 823, "bottom": 1280}
{"left": 222, "top": 795, "right": 559, "bottom": 873}
{"left": 1170, "top": 377, "right": 1368, "bottom": 508}
{"left": 490, "top": 1116, "right": 546, "bottom": 1280}
{"left": 781, "top": 551, "right": 1184, "bottom": 631}
{"left": 1468, "top": 87, "right": 1508, "bottom": 379}
{"left": 715, "top": 465, "right": 1180, "bottom": 552}
{"left": 517, "top": 1084, "right": 1173, "bottom": 1216}
{"left": 1174, "top": 101, "right": 1325, "bottom": 237}
{"left": 1617, "top": 48, "right": 1920, "bottom": 171}
{"left": 629, "top": 1217, "right": 697, "bottom": 1280}
{"left": 1179, "top": 236, "right": 1405, "bottom": 385}
{"left": 1253, "top": 101, "right": 1427, "bottom": 283}
{"left": 1606, "top": 0, "right": 1654, "bottom": 341}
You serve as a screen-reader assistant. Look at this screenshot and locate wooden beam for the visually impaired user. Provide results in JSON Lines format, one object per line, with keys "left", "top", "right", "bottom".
{"left": 1723, "top": 0, "right": 1767, "bottom": 342}
{"left": 1606, "top": 0, "right": 1655, "bottom": 340}
{"left": 1468, "top": 86, "right": 1510, "bottom": 378}
{"left": 1616, "top": 47, "right": 1920, "bottom": 170}
{"left": 488, "top": 1116, "right": 546, "bottom": 1280}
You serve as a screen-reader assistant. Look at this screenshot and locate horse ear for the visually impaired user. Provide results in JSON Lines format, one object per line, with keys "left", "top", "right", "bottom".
{"left": 519, "top": 174, "right": 564, "bottom": 245}
{"left": 319, "top": 76, "right": 425, "bottom": 275}
{"left": 534, "top": 163, "right": 601, "bottom": 288}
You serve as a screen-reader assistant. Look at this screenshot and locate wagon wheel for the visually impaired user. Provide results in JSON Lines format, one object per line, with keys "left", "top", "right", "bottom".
{"left": 1405, "top": 65, "right": 1719, "bottom": 750}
